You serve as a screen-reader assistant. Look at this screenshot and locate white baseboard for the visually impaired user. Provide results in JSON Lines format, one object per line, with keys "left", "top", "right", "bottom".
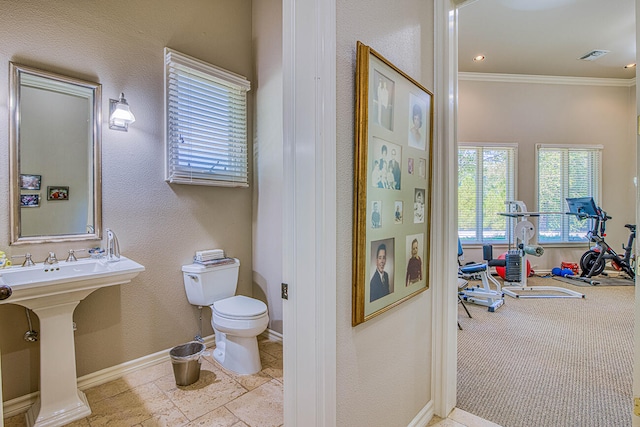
{"left": 261, "top": 328, "right": 282, "bottom": 343}
{"left": 407, "top": 400, "right": 434, "bottom": 427}
{"left": 3, "top": 329, "right": 281, "bottom": 418}
{"left": 2, "top": 393, "right": 33, "bottom": 420}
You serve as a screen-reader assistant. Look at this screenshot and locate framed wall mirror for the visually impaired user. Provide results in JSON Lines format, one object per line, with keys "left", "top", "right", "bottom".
{"left": 9, "top": 62, "right": 102, "bottom": 244}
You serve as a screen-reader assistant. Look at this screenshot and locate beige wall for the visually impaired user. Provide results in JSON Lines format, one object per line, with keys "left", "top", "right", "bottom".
{"left": 252, "top": 0, "right": 284, "bottom": 334}
{"left": 0, "top": 0, "right": 254, "bottom": 400}
{"left": 336, "top": 1, "right": 434, "bottom": 425}
{"left": 458, "top": 77, "right": 637, "bottom": 270}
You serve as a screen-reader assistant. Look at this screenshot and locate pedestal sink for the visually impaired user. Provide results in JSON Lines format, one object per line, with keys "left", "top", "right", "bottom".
{"left": 0, "top": 256, "right": 144, "bottom": 427}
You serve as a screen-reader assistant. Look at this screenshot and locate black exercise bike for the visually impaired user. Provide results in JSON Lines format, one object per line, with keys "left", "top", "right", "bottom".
{"left": 577, "top": 206, "right": 635, "bottom": 279}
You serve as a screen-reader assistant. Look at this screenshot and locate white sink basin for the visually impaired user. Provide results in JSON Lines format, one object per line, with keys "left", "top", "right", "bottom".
{"left": 0, "top": 255, "right": 144, "bottom": 427}
{"left": 0, "top": 256, "right": 144, "bottom": 305}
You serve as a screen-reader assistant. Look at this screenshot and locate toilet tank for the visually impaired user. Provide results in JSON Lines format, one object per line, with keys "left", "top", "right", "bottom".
{"left": 182, "top": 258, "right": 240, "bottom": 306}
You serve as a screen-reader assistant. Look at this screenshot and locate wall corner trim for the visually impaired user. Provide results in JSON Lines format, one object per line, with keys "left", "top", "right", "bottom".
{"left": 407, "top": 400, "right": 435, "bottom": 427}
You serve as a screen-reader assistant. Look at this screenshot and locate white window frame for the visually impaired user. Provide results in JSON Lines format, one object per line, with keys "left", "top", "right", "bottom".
{"left": 164, "top": 48, "right": 251, "bottom": 187}
{"left": 535, "top": 143, "right": 603, "bottom": 244}
{"left": 458, "top": 142, "right": 518, "bottom": 244}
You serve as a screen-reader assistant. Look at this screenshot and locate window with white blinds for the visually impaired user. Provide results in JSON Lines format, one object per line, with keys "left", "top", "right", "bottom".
{"left": 536, "top": 144, "right": 602, "bottom": 243}
{"left": 458, "top": 144, "right": 517, "bottom": 244}
{"left": 164, "top": 48, "right": 251, "bottom": 187}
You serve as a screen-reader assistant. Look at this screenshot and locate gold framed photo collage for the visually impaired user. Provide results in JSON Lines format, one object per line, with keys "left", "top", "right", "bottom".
{"left": 352, "top": 41, "right": 434, "bottom": 326}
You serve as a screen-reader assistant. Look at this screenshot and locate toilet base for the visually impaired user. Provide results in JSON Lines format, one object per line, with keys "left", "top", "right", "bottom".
{"left": 213, "top": 331, "right": 262, "bottom": 375}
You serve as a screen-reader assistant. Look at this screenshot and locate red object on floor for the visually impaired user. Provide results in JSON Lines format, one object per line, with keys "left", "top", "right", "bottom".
{"left": 495, "top": 252, "right": 532, "bottom": 279}
{"left": 561, "top": 262, "right": 579, "bottom": 275}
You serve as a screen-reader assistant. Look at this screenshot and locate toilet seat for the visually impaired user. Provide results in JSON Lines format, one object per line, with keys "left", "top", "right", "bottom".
{"left": 212, "top": 295, "right": 267, "bottom": 320}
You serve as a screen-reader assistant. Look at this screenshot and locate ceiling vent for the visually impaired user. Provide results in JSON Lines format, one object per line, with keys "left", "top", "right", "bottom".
{"left": 579, "top": 50, "right": 610, "bottom": 61}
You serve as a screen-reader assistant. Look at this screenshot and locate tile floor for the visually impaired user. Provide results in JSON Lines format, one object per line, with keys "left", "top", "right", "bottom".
{"left": 3, "top": 335, "right": 499, "bottom": 427}
{"left": 427, "top": 408, "right": 501, "bottom": 427}
{"left": 4, "top": 337, "right": 283, "bottom": 427}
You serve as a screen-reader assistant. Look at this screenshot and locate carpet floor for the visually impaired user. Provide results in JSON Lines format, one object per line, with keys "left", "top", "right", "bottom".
{"left": 457, "top": 275, "right": 634, "bottom": 427}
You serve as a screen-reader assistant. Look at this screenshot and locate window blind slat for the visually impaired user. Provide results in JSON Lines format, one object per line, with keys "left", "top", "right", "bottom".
{"left": 168, "top": 74, "right": 247, "bottom": 100}
{"left": 167, "top": 135, "right": 247, "bottom": 152}
{"left": 168, "top": 99, "right": 246, "bottom": 122}
{"left": 164, "top": 48, "right": 250, "bottom": 187}
{"left": 168, "top": 110, "right": 247, "bottom": 136}
{"left": 167, "top": 85, "right": 246, "bottom": 112}
{"left": 167, "top": 55, "right": 250, "bottom": 91}
{"left": 169, "top": 153, "right": 247, "bottom": 169}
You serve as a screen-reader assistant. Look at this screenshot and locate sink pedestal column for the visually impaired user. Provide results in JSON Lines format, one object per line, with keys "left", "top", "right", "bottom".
{"left": 23, "top": 294, "right": 93, "bottom": 427}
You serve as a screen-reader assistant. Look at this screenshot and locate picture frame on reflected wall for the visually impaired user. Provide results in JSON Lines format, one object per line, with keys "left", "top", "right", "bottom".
{"left": 20, "top": 194, "right": 40, "bottom": 208}
{"left": 352, "top": 41, "right": 434, "bottom": 326}
{"left": 20, "top": 174, "right": 41, "bottom": 190}
{"left": 47, "top": 186, "right": 69, "bottom": 201}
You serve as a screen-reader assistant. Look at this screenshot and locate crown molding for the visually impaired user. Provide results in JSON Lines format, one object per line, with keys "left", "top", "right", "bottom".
{"left": 458, "top": 72, "right": 636, "bottom": 87}
{"left": 452, "top": 0, "right": 479, "bottom": 7}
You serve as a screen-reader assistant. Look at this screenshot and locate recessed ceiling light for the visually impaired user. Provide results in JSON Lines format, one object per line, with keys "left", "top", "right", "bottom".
{"left": 625, "top": 63, "right": 636, "bottom": 69}
{"left": 473, "top": 55, "right": 485, "bottom": 62}
{"left": 579, "top": 50, "right": 610, "bottom": 61}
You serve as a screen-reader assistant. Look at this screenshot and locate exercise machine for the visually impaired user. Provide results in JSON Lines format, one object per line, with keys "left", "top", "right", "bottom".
{"left": 497, "top": 201, "right": 585, "bottom": 298}
{"left": 566, "top": 197, "right": 635, "bottom": 280}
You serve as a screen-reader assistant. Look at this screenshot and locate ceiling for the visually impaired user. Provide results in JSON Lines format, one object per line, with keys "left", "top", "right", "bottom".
{"left": 458, "top": 0, "right": 637, "bottom": 79}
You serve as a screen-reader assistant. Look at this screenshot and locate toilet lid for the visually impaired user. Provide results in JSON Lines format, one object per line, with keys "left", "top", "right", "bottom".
{"left": 213, "top": 295, "right": 267, "bottom": 319}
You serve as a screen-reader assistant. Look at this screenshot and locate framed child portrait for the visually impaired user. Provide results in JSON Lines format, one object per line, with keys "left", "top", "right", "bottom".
{"left": 352, "top": 41, "right": 434, "bottom": 326}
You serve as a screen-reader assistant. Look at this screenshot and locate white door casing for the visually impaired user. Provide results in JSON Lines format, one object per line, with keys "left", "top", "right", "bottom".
{"left": 633, "top": 2, "right": 640, "bottom": 426}
{"left": 432, "top": 0, "right": 459, "bottom": 418}
{"left": 282, "top": 0, "right": 337, "bottom": 425}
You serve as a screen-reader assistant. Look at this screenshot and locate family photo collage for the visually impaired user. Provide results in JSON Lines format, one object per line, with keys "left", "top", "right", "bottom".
{"left": 353, "top": 42, "right": 434, "bottom": 325}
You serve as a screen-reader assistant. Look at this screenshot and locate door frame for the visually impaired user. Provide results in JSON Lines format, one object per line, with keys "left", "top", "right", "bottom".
{"left": 282, "top": 0, "right": 337, "bottom": 425}
{"left": 634, "top": 3, "right": 640, "bottom": 426}
{"left": 432, "top": 0, "right": 459, "bottom": 417}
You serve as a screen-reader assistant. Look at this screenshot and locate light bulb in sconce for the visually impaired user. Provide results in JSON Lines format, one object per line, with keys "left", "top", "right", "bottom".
{"left": 109, "top": 92, "right": 136, "bottom": 131}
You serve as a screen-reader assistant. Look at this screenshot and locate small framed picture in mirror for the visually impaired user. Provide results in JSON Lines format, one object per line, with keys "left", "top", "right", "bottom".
{"left": 47, "top": 186, "right": 69, "bottom": 201}
{"left": 20, "top": 174, "right": 41, "bottom": 190}
{"left": 20, "top": 194, "right": 40, "bottom": 207}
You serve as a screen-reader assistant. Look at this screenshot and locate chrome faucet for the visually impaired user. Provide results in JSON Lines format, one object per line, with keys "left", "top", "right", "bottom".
{"left": 44, "top": 252, "right": 58, "bottom": 265}
{"left": 66, "top": 249, "right": 86, "bottom": 262}
{"left": 106, "top": 228, "right": 121, "bottom": 262}
{"left": 12, "top": 253, "right": 35, "bottom": 267}
{"left": 66, "top": 250, "right": 78, "bottom": 262}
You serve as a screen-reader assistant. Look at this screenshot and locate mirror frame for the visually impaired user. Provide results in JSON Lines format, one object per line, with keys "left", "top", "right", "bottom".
{"left": 9, "top": 62, "right": 102, "bottom": 245}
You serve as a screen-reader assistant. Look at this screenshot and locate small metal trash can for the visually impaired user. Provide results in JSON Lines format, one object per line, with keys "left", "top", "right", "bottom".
{"left": 170, "top": 341, "right": 206, "bottom": 386}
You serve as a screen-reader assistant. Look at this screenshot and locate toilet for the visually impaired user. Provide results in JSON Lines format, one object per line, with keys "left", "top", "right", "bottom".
{"left": 182, "top": 259, "right": 269, "bottom": 375}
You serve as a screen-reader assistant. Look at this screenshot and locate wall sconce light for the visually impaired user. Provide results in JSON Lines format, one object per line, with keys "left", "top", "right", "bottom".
{"left": 109, "top": 93, "right": 136, "bottom": 131}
